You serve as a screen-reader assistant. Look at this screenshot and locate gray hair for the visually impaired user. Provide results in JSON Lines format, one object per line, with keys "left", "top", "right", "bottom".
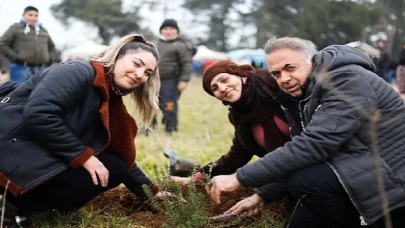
{"left": 264, "top": 37, "right": 318, "bottom": 63}
{"left": 91, "top": 34, "right": 160, "bottom": 127}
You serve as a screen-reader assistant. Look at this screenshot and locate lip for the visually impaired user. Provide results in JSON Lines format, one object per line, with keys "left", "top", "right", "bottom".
{"left": 225, "top": 89, "right": 234, "bottom": 97}
{"left": 285, "top": 84, "right": 299, "bottom": 92}
{"left": 126, "top": 75, "right": 138, "bottom": 84}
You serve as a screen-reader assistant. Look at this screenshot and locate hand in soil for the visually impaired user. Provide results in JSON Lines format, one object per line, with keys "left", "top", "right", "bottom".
{"left": 170, "top": 176, "right": 191, "bottom": 185}
{"left": 225, "top": 193, "right": 265, "bottom": 217}
{"left": 206, "top": 175, "right": 241, "bottom": 204}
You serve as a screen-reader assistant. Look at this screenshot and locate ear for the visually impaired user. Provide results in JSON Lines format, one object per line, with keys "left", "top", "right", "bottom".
{"left": 241, "top": 77, "right": 247, "bottom": 84}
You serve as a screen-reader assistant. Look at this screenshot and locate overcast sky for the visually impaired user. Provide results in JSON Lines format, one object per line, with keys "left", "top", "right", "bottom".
{"left": 0, "top": 0, "right": 192, "bottom": 50}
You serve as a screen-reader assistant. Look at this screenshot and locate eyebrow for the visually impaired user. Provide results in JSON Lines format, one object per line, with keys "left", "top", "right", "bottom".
{"left": 210, "top": 75, "right": 225, "bottom": 89}
{"left": 134, "top": 58, "right": 155, "bottom": 72}
{"left": 270, "top": 63, "right": 294, "bottom": 72}
{"left": 134, "top": 58, "right": 145, "bottom": 66}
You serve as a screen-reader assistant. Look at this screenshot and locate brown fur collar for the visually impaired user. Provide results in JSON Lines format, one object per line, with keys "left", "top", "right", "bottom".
{"left": 91, "top": 61, "right": 138, "bottom": 169}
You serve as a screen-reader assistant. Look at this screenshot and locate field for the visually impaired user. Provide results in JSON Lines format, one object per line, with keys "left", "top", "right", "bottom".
{"left": 27, "top": 77, "right": 287, "bottom": 227}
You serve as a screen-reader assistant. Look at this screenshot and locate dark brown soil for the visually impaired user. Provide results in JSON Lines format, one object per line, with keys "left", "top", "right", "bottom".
{"left": 87, "top": 186, "right": 288, "bottom": 227}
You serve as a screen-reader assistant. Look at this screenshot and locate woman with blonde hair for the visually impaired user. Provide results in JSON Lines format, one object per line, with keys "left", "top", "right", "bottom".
{"left": 0, "top": 34, "right": 161, "bottom": 227}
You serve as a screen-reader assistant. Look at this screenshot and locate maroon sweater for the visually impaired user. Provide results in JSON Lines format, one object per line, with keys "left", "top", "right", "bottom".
{"left": 200, "top": 77, "right": 290, "bottom": 177}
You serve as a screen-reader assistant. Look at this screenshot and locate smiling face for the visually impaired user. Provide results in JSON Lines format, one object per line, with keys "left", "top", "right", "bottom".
{"left": 210, "top": 73, "right": 245, "bottom": 103}
{"left": 23, "top": 10, "right": 38, "bottom": 26}
{"left": 267, "top": 49, "right": 313, "bottom": 97}
{"left": 113, "top": 50, "right": 157, "bottom": 91}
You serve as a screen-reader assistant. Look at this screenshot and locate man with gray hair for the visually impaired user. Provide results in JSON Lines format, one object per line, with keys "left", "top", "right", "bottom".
{"left": 206, "top": 37, "right": 405, "bottom": 227}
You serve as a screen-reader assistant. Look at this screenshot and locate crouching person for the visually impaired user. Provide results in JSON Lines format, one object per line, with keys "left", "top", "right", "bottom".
{"left": 0, "top": 34, "right": 163, "bottom": 227}
{"left": 172, "top": 60, "right": 292, "bottom": 217}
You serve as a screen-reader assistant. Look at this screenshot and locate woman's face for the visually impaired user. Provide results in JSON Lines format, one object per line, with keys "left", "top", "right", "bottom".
{"left": 210, "top": 73, "right": 244, "bottom": 103}
{"left": 113, "top": 50, "right": 157, "bottom": 90}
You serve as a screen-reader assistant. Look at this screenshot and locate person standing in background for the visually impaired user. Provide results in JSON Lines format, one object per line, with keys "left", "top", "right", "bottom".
{"left": 376, "top": 40, "right": 391, "bottom": 83}
{"left": 153, "top": 19, "right": 192, "bottom": 133}
{"left": 396, "top": 42, "right": 405, "bottom": 93}
{"left": 0, "top": 6, "right": 57, "bottom": 82}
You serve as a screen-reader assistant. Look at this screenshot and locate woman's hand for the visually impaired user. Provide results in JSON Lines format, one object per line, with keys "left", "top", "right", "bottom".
{"left": 206, "top": 175, "right": 241, "bottom": 204}
{"left": 171, "top": 172, "right": 206, "bottom": 185}
{"left": 82, "top": 156, "right": 109, "bottom": 187}
{"left": 224, "top": 193, "right": 265, "bottom": 217}
{"left": 171, "top": 176, "right": 192, "bottom": 185}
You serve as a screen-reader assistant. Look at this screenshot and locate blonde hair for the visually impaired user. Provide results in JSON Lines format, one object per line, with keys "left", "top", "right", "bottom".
{"left": 91, "top": 34, "right": 160, "bottom": 127}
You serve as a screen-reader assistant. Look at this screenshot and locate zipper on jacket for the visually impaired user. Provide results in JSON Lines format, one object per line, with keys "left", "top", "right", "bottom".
{"left": 8, "top": 138, "right": 29, "bottom": 145}
{"left": 298, "top": 96, "right": 311, "bottom": 131}
{"left": 90, "top": 99, "right": 100, "bottom": 112}
{"left": 325, "top": 161, "right": 368, "bottom": 226}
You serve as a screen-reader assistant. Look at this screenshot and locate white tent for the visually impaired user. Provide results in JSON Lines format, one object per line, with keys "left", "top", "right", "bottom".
{"left": 61, "top": 41, "right": 108, "bottom": 62}
{"left": 346, "top": 41, "right": 380, "bottom": 59}
{"left": 193, "top": 45, "right": 228, "bottom": 61}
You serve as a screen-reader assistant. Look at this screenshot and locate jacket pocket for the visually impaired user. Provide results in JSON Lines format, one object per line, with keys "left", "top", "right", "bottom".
{"left": 378, "top": 157, "right": 398, "bottom": 185}
{"left": 0, "top": 153, "right": 18, "bottom": 175}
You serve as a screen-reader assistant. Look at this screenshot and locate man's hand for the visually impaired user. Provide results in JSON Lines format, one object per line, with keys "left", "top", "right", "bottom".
{"left": 177, "top": 82, "right": 187, "bottom": 92}
{"left": 82, "top": 156, "right": 109, "bottom": 187}
{"left": 225, "top": 193, "right": 265, "bottom": 217}
{"left": 206, "top": 175, "right": 241, "bottom": 204}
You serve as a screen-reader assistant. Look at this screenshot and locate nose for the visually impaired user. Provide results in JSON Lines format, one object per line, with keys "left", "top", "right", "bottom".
{"left": 134, "top": 68, "right": 144, "bottom": 78}
{"left": 279, "top": 71, "right": 291, "bottom": 83}
{"left": 217, "top": 84, "right": 227, "bottom": 93}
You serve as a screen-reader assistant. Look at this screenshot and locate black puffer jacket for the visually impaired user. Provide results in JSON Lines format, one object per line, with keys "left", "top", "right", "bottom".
{"left": 0, "top": 61, "right": 157, "bottom": 197}
{"left": 236, "top": 45, "right": 405, "bottom": 225}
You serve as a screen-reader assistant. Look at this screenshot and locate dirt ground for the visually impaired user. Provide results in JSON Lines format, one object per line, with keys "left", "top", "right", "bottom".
{"left": 87, "top": 186, "right": 289, "bottom": 228}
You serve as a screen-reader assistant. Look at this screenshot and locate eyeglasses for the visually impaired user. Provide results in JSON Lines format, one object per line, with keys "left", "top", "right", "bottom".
{"left": 269, "top": 64, "right": 300, "bottom": 79}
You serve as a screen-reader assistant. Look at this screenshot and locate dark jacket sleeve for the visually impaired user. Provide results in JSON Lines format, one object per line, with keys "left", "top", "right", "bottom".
{"left": 23, "top": 62, "right": 95, "bottom": 168}
{"left": 177, "top": 42, "right": 192, "bottom": 82}
{"left": 236, "top": 72, "right": 376, "bottom": 187}
{"left": 254, "top": 181, "right": 287, "bottom": 202}
{"left": 0, "top": 24, "right": 18, "bottom": 61}
{"left": 123, "top": 163, "right": 159, "bottom": 197}
{"left": 200, "top": 113, "right": 253, "bottom": 177}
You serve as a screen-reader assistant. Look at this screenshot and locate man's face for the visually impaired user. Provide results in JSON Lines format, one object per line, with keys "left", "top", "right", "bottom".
{"left": 160, "top": 27, "right": 178, "bottom": 40}
{"left": 23, "top": 10, "right": 39, "bottom": 26}
{"left": 267, "top": 49, "right": 313, "bottom": 97}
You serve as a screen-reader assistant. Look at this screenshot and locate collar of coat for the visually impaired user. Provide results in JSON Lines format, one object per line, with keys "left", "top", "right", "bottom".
{"left": 91, "top": 60, "right": 138, "bottom": 170}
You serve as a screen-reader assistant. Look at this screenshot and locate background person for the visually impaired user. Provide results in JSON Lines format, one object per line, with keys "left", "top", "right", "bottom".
{"left": 152, "top": 19, "right": 192, "bottom": 133}
{"left": 0, "top": 6, "right": 57, "bottom": 82}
